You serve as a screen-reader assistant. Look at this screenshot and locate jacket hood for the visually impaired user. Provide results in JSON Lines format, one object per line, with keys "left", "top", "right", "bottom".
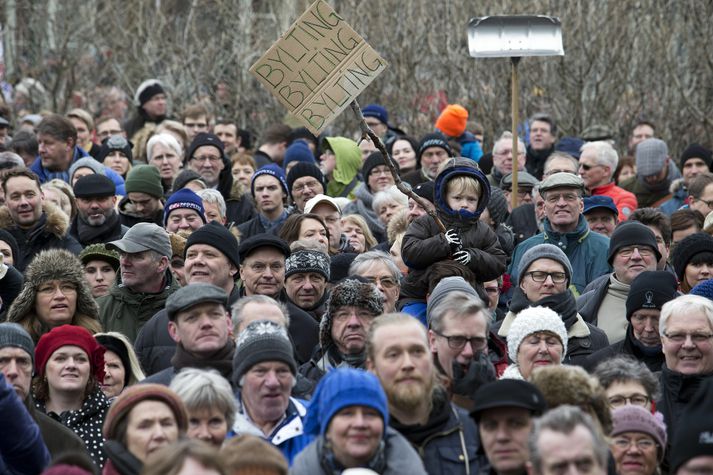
{"left": 0, "top": 201, "right": 70, "bottom": 239}
{"left": 322, "top": 137, "right": 361, "bottom": 185}
{"left": 434, "top": 157, "right": 490, "bottom": 224}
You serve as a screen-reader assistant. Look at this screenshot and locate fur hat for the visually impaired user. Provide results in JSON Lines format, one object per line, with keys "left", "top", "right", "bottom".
{"left": 7, "top": 249, "right": 99, "bottom": 335}
{"left": 320, "top": 278, "right": 384, "bottom": 349}
{"left": 507, "top": 306, "right": 568, "bottom": 361}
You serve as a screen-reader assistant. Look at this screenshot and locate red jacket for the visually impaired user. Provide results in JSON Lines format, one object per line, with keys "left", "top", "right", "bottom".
{"left": 592, "top": 182, "right": 638, "bottom": 220}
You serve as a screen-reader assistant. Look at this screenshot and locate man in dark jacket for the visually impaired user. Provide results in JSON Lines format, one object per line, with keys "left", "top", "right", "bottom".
{"left": 368, "top": 313, "right": 481, "bottom": 475}
{"left": 0, "top": 323, "right": 87, "bottom": 460}
{"left": 238, "top": 164, "right": 290, "bottom": 239}
{"left": 620, "top": 138, "right": 681, "bottom": 209}
{"left": 525, "top": 113, "right": 557, "bottom": 180}
{"left": 70, "top": 174, "right": 128, "bottom": 246}
{"left": 0, "top": 169, "right": 82, "bottom": 271}
{"left": 119, "top": 165, "right": 165, "bottom": 227}
{"left": 284, "top": 247, "right": 330, "bottom": 321}
{"left": 124, "top": 79, "right": 167, "bottom": 141}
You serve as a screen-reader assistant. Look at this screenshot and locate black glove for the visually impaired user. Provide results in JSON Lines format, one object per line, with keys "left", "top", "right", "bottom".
{"left": 451, "top": 352, "right": 497, "bottom": 399}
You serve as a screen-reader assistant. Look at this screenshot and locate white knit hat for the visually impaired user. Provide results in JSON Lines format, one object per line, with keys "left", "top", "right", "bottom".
{"left": 507, "top": 306, "right": 568, "bottom": 361}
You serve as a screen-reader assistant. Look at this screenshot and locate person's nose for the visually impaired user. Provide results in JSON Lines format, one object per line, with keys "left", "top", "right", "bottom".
{"left": 543, "top": 275, "right": 556, "bottom": 287}
{"left": 194, "top": 422, "right": 211, "bottom": 442}
{"left": 4, "top": 359, "right": 19, "bottom": 378}
{"left": 700, "top": 264, "right": 711, "bottom": 276}
{"left": 151, "top": 423, "right": 168, "bottom": 442}
{"left": 95, "top": 272, "right": 105, "bottom": 282}
{"left": 263, "top": 370, "right": 280, "bottom": 388}
{"left": 301, "top": 279, "right": 314, "bottom": 291}
{"left": 460, "top": 340, "right": 475, "bottom": 359}
{"left": 346, "top": 312, "right": 362, "bottom": 328}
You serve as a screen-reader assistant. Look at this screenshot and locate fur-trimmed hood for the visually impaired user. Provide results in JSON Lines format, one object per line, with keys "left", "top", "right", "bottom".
{"left": 7, "top": 249, "right": 99, "bottom": 333}
{"left": 0, "top": 201, "right": 70, "bottom": 239}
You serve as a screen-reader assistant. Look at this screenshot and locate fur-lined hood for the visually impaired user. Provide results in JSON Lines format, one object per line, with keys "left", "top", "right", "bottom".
{"left": 7, "top": 248, "right": 99, "bottom": 332}
{"left": 0, "top": 201, "right": 70, "bottom": 239}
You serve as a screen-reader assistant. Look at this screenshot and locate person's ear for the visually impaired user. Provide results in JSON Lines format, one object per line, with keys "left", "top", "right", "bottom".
{"left": 168, "top": 321, "right": 180, "bottom": 343}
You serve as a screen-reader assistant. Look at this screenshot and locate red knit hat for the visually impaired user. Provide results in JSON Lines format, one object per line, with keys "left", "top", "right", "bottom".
{"left": 435, "top": 104, "right": 468, "bottom": 138}
{"left": 103, "top": 384, "right": 188, "bottom": 440}
{"left": 34, "top": 325, "right": 105, "bottom": 382}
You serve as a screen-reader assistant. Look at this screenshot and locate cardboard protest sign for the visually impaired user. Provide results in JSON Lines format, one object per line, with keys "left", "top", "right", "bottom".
{"left": 250, "top": 0, "right": 388, "bottom": 135}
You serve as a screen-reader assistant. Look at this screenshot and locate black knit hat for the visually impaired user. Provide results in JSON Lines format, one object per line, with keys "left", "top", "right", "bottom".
{"left": 172, "top": 169, "right": 206, "bottom": 192}
{"left": 186, "top": 221, "right": 240, "bottom": 268}
{"left": 96, "top": 135, "right": 133, "bottom": 163}
{"left": 680, "top": 143, "right": 712, "bottom": 169}
{"left": 625, "top": 271, "right": 678, "bottom": 320}
{"left": 417, "top": 132, "right": 452, "bottom": 164}
{"left": 287, "top": 162, "right": 326, "bottom": 199}
{"left": 412, "top": 181, "right": 435, "bottom": 204}
{"left": 186, "top": 133, "right": 225, "bottom": 163}
{"left": 672, "top": 232, "right": 713, "bottom": 281}
{"left": 607, "top": 221, "right": 662, "bottom": 265}
{"left": 487, "top": 186, "right": 509, "bottom": 226}
{"left": 362, "top": 152, "right": 399, "bottom": 191}
{"left": 285, "top": 249, "right": 330, "bottom": 280}
{"left": 238, "top": 233, "right": 290, "bottom": 263}
{"left": 670, "top": 377, "right": 713, "bottom": 471}
{"left": 329, "top": 252, "right": 358, "bottom": 284}
{"left": 232, "top": 320, "right": 296, "bottom": 386}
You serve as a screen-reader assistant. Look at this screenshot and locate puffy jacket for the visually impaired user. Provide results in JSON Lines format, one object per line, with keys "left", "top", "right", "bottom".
{"left": 509, "top": 215, "right": 611, "bottom": 296}
{"left": 290, "top": 427, "right": 427, "bottom": 475}
{"left": 97, "top": 270, "right": 180, "bottom": 343}
{"left": 590, "top": 182, "right": 638, "bottom": 220}
{"left": 0, "top": 203, "right": 83, "bottom": 272}
{"left": 584, "top": 325, "right": 665, "bottom": 373}
{"left": 659, "top": 178, "right": 688, "bottom": 215}
{"left": 0, "top": 374, "right": 50, "bottom": 475}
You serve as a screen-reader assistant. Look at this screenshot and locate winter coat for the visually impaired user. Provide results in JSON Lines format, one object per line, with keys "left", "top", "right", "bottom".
{"left": 0, "top": 265, "right": 23, "bottom": 319}
{"left": 102, "top": 440, "right": 143, "bottom": 475}
{"left": 97, "top": 270, "right": 181, "bottom": 343}
{"left": 323, "top": 137, "right": 362, "bottom": 200}
{"left": 584, "top": 325, "right": 665, "bottom": 374}
{"left": 525, "top": 144, "right": 555, "bottom": 181}
{"left": 590, "top": 182, "right": 638, "bottom": 220}
{"left": 290, "top": 427, "right": 427, "bottom": 475}
{"left": 509, "top": 215, "right": 611, "bottom": 296}
{"left": 231, "top": 395, "right": 313, "bottom": 465}
{"left": 401, "top": 168, "right": 432, "bottom": 187}
{"left": 69, "top": 212, "right": 129, "bottom": 247}
{"left": 236, "top": 211, "right": 288, "bottom": 240}
{"left": 35, "top": 386, "right": 111, "bottom": 468}
{"left": 32, "top": 404, "right": 89, "bottom": 461}
{"left": 659, "top": 178, "right": 688, "bottom": 215}
{"left": 456, "top": 131, "right": 484, "bottom": 162}
{"left": 0, "top": 374, "right": 50, "bottom": 475}
{"left": 401, "top": 158, "right": 507, "bottom": 299}
{"left": 124, "top": 108, "right": 165, "bottom": 143}
{"left": 619, "top": 161, "right": 682, "bottom": 209}
{"left": 30, "top": 146, "right": 126, "bottom": 194}
{"left": 225, "top": 180, "right": 257, "bottom": 225}
{"left": 342, "top": 183, "right": 387, "bottom": 243}
{"left": 576, "top": 274, "right": 613, "bottom": 325}
{"left": 0, "top": 202, "right": 83, "bottom": 272}
{"left": 117, "top": 195, "right": 164, "bottom": 228}
{"left": 506, "top": 203, "right": 540, "bottom": 245}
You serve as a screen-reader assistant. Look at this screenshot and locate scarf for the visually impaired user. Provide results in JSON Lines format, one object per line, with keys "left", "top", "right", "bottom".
{"left": 628, "top": 325, "right": 663, "bottom": 357}
{"left": 258, "top": 209, "right": 289, "bottom": 234}
{"left": 72, "top": 211, "right": 123, "bottom": 245}
{"left": 320, "top": 437, "right": 387, "bottom": 475}
{"left": 325, "top": 343, "right": 366, "bottom": 369}
{"left": 170, "top": 340, "right": 235, "bottom": 380}
{"left": 103, "top": 440, "right": 143, "bottom": 475}
{"left": 509, "top": 287, "right": 578, "bottom": 330}
{"left": 389, "top": 387, "right": 451, "bottom": 446}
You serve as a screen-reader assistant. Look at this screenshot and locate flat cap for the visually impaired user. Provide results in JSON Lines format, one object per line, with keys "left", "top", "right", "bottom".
{"left": 500, "top": 171, "right": 539, "bottom": 190}
{"left": 73, "top": 174, "right": 116, "bottom": 198}
{"left": 165, "top": 283, "right": 229, "bottom": 321}
{"left": 538, "top": 172, "right": 584, "bottom": 196}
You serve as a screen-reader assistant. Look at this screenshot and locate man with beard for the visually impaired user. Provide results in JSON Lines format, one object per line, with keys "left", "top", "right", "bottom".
{"left": 284, "top": 246, "right": 330, "bottom": 321}
{"left": 70, "top": 174, "right": 128, "bottom": 246}
{"left": 298, "top": 278, "right": 383, "bottom": 389}
{"left": 367, "top": 313, "right": 481, "bottom": 475}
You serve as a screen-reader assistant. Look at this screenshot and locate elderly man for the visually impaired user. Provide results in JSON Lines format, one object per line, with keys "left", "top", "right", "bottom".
{"left": 298, "top": 278, "right": 384, "bottom": 388}
{"left": 349, "top": 250, "right": 401, "bottom": 313}
{"left": 231, "top": 320, "right": 312, "bottom": 464}
{"left": 657, "top": 295, "right": 713, "bottom": 447}
{"left": 579, "top": 141, "right": 638, "bottom": 219}
{"left": 286, "top": 162, "right": 325, "bottom": 212}
{"left": 231, "top": 295, "right": 290, "bottom": 335}
{"left": 238, "top": 234, "right": 318, "bottom": 363}
{"left": 543, "top": 152, "right": 578, "bottom": 178}
{"left": 528, "top": 405, "right": 608, "bottom": 475}
{"left": 0, "top": 323, "right": 87, "bottom": 459}
{"left": 119, "top": 165, "right": 165, "bottom": 227}
{"left": 486, "top": 131, "right": 526, "bottom": 188}
{"left": 135, "top": 221, "right": 241, "bottom": 375}
{"left": 577, "top": 221, "right": 661, "bottom": 343}
{"left": 70, "top": 174, "right": 128, "bottom": 245}
{"left": 583, "top": 195, "right": 619, "bottom": 237}
{"left": 0, "top": 169, "right": 82, "bottom": 271}
{"left": 185, "top": 133, "right": 234, "bottom": 201}
{"left": 367, "top": 313, "right": 481, "bottom": 474}
{"left": 525, "top": 113, "right": 558, "bottom": 180}
{"left": 284, "top": 246, "right": 330, "bottom": 320}
{"left": 510, "top": 172, "right": 611, "bottom": 294}
{"left": 143, "top": 284, "right": 234, "bottom": 385}
{"left": 238, "top": 164, "right": 289, "bottom": 239}
{"left": 163, "top": 188, "right": 206, "bottom": 234}
{"left": 99, "top": 222, "right": 181, "bottom": 342}
{"left": 621, "top": 138, "right": 682, "bottom": 209}
{"left": 470, "top": 379, "right": 547, "bottom": 475}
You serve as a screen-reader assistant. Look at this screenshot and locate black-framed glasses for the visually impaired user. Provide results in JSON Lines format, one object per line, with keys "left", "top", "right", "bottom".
{"left": 617, "top": 246, "right": 655, "bottom": 258}
{"left": 432, "top": 330, "right": 487, "bottom": 351}
{"left": 524, "top": 271, "right": 567, "bottom": 284}
{"left": 580, "top": 163, "right": 604, "bottom": 171}
{"left": 607, "top": 394, "right": 650, "bottom": 408}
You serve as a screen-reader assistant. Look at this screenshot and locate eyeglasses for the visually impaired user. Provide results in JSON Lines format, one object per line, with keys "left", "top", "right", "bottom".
{"left": 579, "top": 163, "right": 604, "bottom": 171}
{"left": 607, "top": 394, "right": 650, "bottom": 408}
{"left": 611, "top": 437, "right": 657, "bottom": 451}
{"left": 544, "top": 192, "right": 580, "bottom": 204}
{"left": 191, "top": 155, "right": 222, "bottom": 164}
{"left": 617, "top": 246, "right": 655, "bottom": 258}
{"left": 293, "top": 180, "right": 321, "bottom": 193}
{"left": 524, "top": 271, "right": 567, "bottom": 284}
{"left": 362, "top": 276, "right": 399, "bottom": 289}
{"left": 369, "top": 167, "right": 391, "bottom": 177}
{"left": 432, "top": 330, "right": 488, "bottom": 351}
{"left": 695, "top": 199, "right": 713, "bottom": 209}
{"left": 37, "top": 282, "right": 77, "bottom": 295}
{"left": 663, "top": 332, "right": 713, "bottom": 345}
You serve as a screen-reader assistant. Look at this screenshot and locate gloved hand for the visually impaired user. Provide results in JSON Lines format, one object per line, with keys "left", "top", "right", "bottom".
{"left": 451, "top": 352, "right": 497, "bottom": 398}
{"left": 453, "top": 249, "right": 472, "bottom": 265}
{"left": 445, "top": 229, "right": 462, "bottom": 250}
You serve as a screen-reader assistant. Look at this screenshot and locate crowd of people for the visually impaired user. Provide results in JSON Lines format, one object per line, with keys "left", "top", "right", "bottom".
{"left": 0, "top": 78, "right": 712, "bottom": 475}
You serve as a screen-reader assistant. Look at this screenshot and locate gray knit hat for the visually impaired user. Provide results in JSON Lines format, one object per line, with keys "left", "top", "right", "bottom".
{"left": 232, "top": 320, "right": 296, "bottom": 386}
{"left": 0, "top": 323, "right": 35, "bottom": 365}
{"left": 636, "top": 138, "right": 669, "bottom": 177}
{"left": 320, "top": 278, "right": 383, "bottom": 349}
{"left": 426, "top": 276, "right": 481, "bottom": 326}
{"left": 518, "top": 244, "right": 573, "bottom": 286}
{"left": 507, "top": 306, "right": 568, "bottom": 362}
{"left": 68, "top": 157, "right": 104, "bottom": 183}
{"left": 285, "top": 249, "right": 330, "bottom": 281}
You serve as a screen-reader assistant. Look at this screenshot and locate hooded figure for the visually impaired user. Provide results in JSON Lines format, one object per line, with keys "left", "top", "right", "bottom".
{"left": 401, "top": 158, "right": 507, "bottom": 300}
{"left": 321, "top": 137, "right": 362, "bottom": 200}
{"left": 7, "top": 249, "right": 101, "bottom": 343}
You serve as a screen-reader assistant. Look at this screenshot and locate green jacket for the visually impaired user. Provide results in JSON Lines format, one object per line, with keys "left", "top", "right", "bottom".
{"left": 97, "top": 271, "right": 180, "bottom": 343}
{"left": 323, "top": 136, "right": 362, "bottom": 200}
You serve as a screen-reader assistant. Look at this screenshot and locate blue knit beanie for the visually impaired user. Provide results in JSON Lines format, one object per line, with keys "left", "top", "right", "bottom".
{"left": 251, "top": 163, "right": 289, "bottom": 197}
{"left": 163, "top": 188, "right": 207, "bottom": 226}
{"left": 304, "top": 368, "right": 389, "bottom": 436}
{"left": 282, "top": 139, "right": 316, "bottom": 171}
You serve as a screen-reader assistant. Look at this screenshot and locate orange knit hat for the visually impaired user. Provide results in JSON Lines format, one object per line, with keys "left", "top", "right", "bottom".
{"left": 435, "top": 104, "right": 468, "bottom": 138}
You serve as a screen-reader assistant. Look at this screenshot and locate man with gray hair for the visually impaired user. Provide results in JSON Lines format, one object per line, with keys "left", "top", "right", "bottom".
{"left": 196, "top": 188, "right": 227, "bottom": 225}
{"left": 349, "top": 250, "right": 402, "bottom": 313}
{"left": 579, "top": 141, "right": 637, "bottom": 219}
{"left": 621, "top": 137, "right": 682, "bottom": 209}
{"left": 528, "top": 405, "right": 608, "bottom": 475}
{"left": 487, "top": 131, "right": 526, "bottom": 188}
{"left": 232, "top": 294, "right": 290, "bottom": 335}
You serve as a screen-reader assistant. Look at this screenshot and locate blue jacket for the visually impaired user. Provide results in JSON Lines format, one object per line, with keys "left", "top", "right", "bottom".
{"left": 509, "top": 215, "right": 611, "bottom": 296}
{"left": 457, "top": 132, "right": 483, "bottom": 162}
{"left": 659, "top": 179, "right": 688, "bottom": 215}
{"left": 0, "top": 373, "right": 50, "bottom": 475}
{"left": 31, "top": 146, "right": 126, "bottom": 195}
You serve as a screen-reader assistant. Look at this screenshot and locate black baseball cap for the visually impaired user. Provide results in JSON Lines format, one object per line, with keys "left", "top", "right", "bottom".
{"left": 471, "top": 380, "right": 547, "bottom": 421}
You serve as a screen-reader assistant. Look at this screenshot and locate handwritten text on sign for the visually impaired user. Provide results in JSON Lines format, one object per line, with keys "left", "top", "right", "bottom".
{"left": 250, "top": 0, "right": 387, "bottom": 135}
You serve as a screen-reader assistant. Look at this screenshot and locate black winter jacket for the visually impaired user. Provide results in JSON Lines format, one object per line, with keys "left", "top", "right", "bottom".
{"left": 584, "top": 325, "right": 664, "bottom": 373}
